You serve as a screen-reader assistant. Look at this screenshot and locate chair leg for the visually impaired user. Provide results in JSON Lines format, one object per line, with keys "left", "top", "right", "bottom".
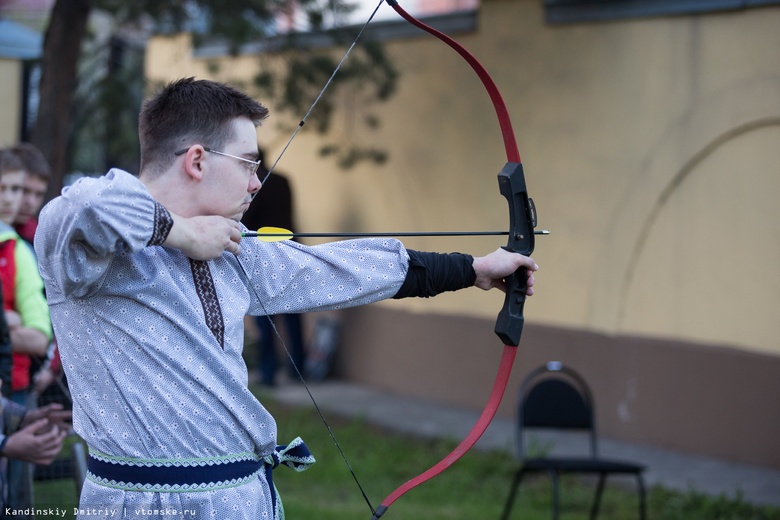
{"left": 549, "top": 470, "right": 560, "bottom": 520}
{"left": 589, "top": 473, "right": 607, "bottom": 520}
{"left": 499, "top": 469, "right": 526, "bottom": 520}
{"left": 636, "top": 473, "right": 647, "bottom": 520}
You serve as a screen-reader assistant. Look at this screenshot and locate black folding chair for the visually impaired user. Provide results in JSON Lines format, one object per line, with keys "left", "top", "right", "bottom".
{"left": 500, "top": 361, "right": 646, "bottom": 520}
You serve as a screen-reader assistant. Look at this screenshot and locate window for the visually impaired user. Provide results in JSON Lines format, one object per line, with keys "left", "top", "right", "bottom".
{"left": 544, "top": 0, "right": 780, "bottom": 24}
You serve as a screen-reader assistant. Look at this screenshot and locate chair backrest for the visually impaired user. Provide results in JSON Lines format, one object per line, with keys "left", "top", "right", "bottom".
{"left": 516, "top": 361, "right": 598, "bottom": 459}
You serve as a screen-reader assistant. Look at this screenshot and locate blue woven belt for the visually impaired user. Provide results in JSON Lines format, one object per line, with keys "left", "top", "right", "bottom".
{"left": 86, "top": 437, "right": 315, "bottom": 494}
{"left": 87, "top": 455, "right": 263, "bottom": 487}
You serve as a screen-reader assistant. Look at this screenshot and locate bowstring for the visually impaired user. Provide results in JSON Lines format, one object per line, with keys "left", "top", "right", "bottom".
{"left": 235, "top": 258, "right": 377, "bottom": 516}
{"left": 260, "top": 0, "right": 387, "bottom": 187}
{"left": 244, "top": 2, "right": 389, "bottom": 514}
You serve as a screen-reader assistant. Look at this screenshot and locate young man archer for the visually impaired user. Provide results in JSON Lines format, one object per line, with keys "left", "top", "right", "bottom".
{"left": 34, "top": 77, "right": 537, "bottom": 520}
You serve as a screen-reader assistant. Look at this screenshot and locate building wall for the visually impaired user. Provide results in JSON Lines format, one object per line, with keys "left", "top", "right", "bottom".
{"left": 0, "top": 58, "right": 22, "bottom": 146}
{"left": 333, "top": 308, "right": 780, "bottom": 469}
{"left": 145, "top": 0, "right": 780, "bottom": 468}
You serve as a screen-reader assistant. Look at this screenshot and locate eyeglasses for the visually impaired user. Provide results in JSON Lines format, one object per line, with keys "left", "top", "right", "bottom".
{"left": 174, "top": 147, "right": 261, "bottom": 177}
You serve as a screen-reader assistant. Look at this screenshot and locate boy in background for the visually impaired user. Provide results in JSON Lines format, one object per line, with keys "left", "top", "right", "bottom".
{"left": 11, "top": 143, "right": 50, "bottom": 245}
{"left": 0, "top": 149, "right": 50, "bottom": 402}
{"left": 9, "top": 144, "right": 61, "bottom": 401}
{"left": 0, "top": 148, "right": 53, "bottom": 517}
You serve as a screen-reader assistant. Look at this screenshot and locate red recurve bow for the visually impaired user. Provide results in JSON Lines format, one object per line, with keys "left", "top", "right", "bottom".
{"left": 368, "top": 1, "right": 539, "bottom": 518}
{"left": 245, "top": 1, "right": 540, "bottom": 516}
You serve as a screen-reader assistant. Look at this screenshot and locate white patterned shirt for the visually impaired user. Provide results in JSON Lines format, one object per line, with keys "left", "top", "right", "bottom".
{"left": 34, "top": 169, "right": 409, "bottom": 519}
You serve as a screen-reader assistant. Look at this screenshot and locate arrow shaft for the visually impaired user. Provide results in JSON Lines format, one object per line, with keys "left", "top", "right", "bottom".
{"left": 243, "top": 230, "right": 549, "bottom": 238}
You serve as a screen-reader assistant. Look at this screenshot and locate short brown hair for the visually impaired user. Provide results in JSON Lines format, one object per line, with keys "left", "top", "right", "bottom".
{"left": 139, "top": 78, "right": 269, "bottom": 177}
{"left": 11, "top": 142, "right": 51, "bottom": 181}
{"left": 0, "top": 148, "right": 26, "bottom": 177}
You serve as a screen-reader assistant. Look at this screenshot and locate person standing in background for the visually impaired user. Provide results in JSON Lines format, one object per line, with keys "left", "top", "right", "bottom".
{"left": 0, "top": 148, "right": 54, "bottom": 518}
{"left": 241, "top": 149, "right": 307, "bottom": 386}
{"left": 0, "top": 150, "right": 51, "bottom": 402}
{"left": 11, "top": 143, "right": 50, "bottom": 246}
{"left": 9, "top": 144, "right": 63, "bottom": 407}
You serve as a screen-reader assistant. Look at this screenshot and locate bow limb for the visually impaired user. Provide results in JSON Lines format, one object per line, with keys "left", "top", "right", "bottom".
{"left": 386, "top": 0, "right": 520, "bottom": 163}
{"left": 371, "top": 2, "right": 537, "bottom": 518}
{"left": 370, "top": 347, "right": 517, "bottom": 519}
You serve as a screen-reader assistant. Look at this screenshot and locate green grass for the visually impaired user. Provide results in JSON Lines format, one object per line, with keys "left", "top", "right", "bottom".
{"left": 33, "top": 388, "right": 780, "bottom": 520}
{"left": 262, "top": 393, "right": 780, "bottom": 520}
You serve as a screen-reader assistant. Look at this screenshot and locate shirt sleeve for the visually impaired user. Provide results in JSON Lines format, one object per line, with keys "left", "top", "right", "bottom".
{"left": 239, "top": 232, "right": 411, "bottom": 315}
{"left": 0, "top": 296, "right": 12, "bottom": 398}
{"left": 0, "top": 396, "right": 26, "bottom": 455}
{"left": 13, "top": 241, "right": 52, "bottom": 339}
{"left": 34, "top": 169, "right": 174, "bottom": 300}
{"left": 1, "top": 396, "right": 26, "bottom": 436}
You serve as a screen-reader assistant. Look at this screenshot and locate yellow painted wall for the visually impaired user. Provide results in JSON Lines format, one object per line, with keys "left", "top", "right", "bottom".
{"left": 0, "top": 58, "right": 22, "bottom": 146}
{"left": 145, "top": 0, "right": 780, "bottom": 356}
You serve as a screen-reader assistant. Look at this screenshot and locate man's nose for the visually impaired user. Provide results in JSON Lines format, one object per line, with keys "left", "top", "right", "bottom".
{"left": 249, "top": 175, "right": 262, "bottom": 193}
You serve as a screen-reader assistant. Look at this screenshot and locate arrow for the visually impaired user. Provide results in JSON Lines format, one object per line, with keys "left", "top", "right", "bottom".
{"left": 243, "top": 226, "right": 550, "bottom": 242}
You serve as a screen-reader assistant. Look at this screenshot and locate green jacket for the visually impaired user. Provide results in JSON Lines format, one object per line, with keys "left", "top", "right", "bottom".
{"left": 0, "top": 223, "right": 52, "bottom": 394}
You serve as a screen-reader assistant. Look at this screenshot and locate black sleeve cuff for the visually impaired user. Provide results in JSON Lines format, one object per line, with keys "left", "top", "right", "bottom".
{"left": 392, "top": 249, "right": 476, "bottom": 299}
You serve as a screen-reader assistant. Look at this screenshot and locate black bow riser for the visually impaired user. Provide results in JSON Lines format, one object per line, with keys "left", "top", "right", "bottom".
{"left": 495, "top": 162, "right": 536, "bottom": 346}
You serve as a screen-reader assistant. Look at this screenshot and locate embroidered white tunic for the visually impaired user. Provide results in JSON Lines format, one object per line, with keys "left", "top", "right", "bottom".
{"left": 35, "top": 169, "right": 409, "bottom": 519}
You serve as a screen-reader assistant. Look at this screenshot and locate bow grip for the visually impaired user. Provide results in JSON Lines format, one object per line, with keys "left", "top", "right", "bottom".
{"left": 495, "top": 162, "right": 535, "bottom": 346}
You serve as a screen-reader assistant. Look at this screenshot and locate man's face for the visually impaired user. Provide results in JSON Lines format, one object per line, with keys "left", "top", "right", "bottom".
{"left": 0, "top": 170, "right": 26, "bottom": 225}
{"left": 16, "top": 174, "right": 47, "bottom": 224}
{"left": 199, "top": 118, "right": 262, "bottom": 221}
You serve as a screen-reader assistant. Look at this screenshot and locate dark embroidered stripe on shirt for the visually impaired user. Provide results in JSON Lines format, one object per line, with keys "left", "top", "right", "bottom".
{"left": 149, "top": 202, "right": 174, "bottom": 246}
{"left": 189, "top": 259, "right": 225, "bottom": 349}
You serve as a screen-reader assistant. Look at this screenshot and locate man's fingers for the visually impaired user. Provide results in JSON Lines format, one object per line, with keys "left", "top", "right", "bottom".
{"left": 51, "top": 410, "right": 73, "bottom": 422}
{"left": 230, "top": 225, "right": 242, "bottom": 241}
{"left": 21, "top": 418, "right": 49, "bottom": 433}
{"left": 228, "top": 224, "right": 243, "bottom": 255}
{"left": 521, "top": 255, "right": 539, "bottom": 272}
{"left": 38, "top": 403, "right": 65, "bottom": 414}
{"left": 36, "top": 424, "right": 63, "bottom": 442}
{"left": 33, "top": 429, "right": 67, "bottom": 463}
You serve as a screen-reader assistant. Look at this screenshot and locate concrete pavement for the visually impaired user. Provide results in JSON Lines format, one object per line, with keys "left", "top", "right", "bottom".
{"left": 270, "top": 380, "right": 780, "bottom": 508}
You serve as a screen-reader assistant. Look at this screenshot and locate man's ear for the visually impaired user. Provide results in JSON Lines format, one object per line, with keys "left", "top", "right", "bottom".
{"left": 182, "top": 146, "right": 207, "bottom": 181}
